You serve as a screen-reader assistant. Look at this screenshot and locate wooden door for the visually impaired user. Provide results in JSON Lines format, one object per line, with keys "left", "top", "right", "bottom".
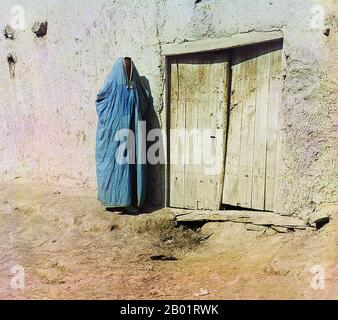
{"left": 222, "top": 41, "right": 283, "bottom": 211}
{"left": 168, "top": 52, "right": 230, "bottom": 210}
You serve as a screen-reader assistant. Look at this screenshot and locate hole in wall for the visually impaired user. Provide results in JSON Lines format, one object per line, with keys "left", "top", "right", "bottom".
{"left": 323, "top": 28, "right": 330, "bottom": 37}
{"left": 7, "top": 53, "right": 17, "bottom": 78}
{"left": 3, "top": 25, "right": 15, "bottom": 39}
{"left": 315, "top": 217, "right": 330, "bottom": 230}
{"left": 32, "top": 21, "right": 48, "bottom": 38}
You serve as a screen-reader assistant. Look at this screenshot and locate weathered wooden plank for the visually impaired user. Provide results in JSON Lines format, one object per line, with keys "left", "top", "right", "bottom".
{"left": 169, "top": 60, "right": 185, "bottom": 208}
{"left": 222, "top": 50, "right": 246, "bottom": 206}
{"left": 184, "top": 63, "right": 200, "bottom": 209}
{"left": 265, "top": 42, "right": 282, "bottom": 211}
{"left": 196, "top": 62, "right": 212, "bottom": 210}
{"left": 201, "top": 58, "right": 229, "bottom": 210}
{"left": 237, "top": 49, "right": 258, "bottom": 208}
{"left": 209, "top": 58, "right": 229, "bottom": 209}
{"left": 251, "top": 44, "right": 271, "bottom": 210}
{"left": 168, "top": 60, "right": 178, "bottom": 207}
{"left": 162, "top": 31, "right": 283, "bottom": 56}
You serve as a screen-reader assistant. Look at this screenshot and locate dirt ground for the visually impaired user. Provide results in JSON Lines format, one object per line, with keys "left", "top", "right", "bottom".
{"left": 0, "top": 181, "right": 337, "bottom": 300}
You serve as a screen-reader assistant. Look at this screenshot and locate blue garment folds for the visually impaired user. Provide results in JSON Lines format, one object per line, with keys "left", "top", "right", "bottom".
{"left": 95, "top": 57, "right": 149, "bottom": 207}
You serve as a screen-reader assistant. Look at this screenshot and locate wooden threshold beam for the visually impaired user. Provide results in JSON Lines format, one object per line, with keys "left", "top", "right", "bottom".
{"left": 170, "top": 208, "right": 311, "bottom": 229}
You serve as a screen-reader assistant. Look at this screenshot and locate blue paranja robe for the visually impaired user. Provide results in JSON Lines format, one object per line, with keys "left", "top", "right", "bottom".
{"left": 95, "top": 57, "right": 149, "bottom": 207}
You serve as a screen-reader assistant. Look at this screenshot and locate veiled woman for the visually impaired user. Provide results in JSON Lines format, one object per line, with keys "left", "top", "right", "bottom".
{"left": 95, "top": 57, "right": 150, "bottom": 212}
